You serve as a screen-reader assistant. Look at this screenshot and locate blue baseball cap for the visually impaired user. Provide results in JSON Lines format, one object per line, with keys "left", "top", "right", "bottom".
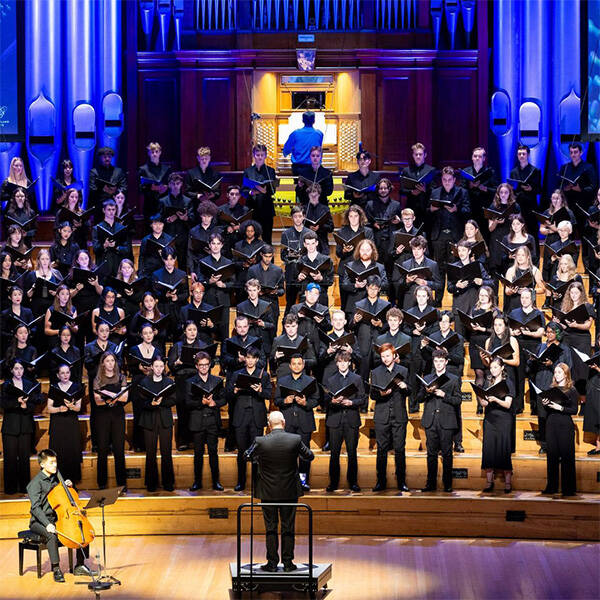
{"left": 306, "top": 283, "right": 321, "bottom": 292}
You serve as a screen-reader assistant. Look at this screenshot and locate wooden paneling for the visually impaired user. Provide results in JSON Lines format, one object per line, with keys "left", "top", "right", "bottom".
{"left": 433, "top": 70, "right": 479, "bottom": 166}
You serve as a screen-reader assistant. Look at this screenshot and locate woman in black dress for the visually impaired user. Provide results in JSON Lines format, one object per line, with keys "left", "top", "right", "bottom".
{"left": 545, "top": 254, "right": 581, "bottom": 310}
{"left": 48, "top": 325, "right": 82, "bottom": 384}
{"left": 91, "top": 286, "right": 127, "bottom": 345}
{"left": 47, "top": 364, "right": 83, "bottom": 484}
{"left": 480, "top": 357, "right": 515, "bottom": 493}
{"left": 5, "top": 324, "right": 39, "bottom": 380}
{"left": 50, "top": 222, "right": 80, "bottom": 278}
{"left": 51, "top": 158, "right": 76, "bottom": 212}
{"left": 3, "top": 224, "right": 32, "bottom": 271}
{"left": 487, "top": 183, "right": 520, "bottom": 272}
{"left": 584, "top": 333, "right": 600, "bottom": 455}
{"left": 1, "top": 286, "right": 35, "bottom": 350}
{"left": 4, "top": 187, "right": 37, "bottom": 246}
{"left": 500, "top": 214, "right": 538, "bottom": 271}
{"left": 56, "top": 188, "right": 90, "bottom": 250}
{"left": 483, "top": 316, "right": 520, "bottom": 385}
{"left": 138, "top": 356, "right": 176, "bottom": 492}
{"left": 25, "top": 249, "right": 63, "bottom": 326}
{"left": 114, "top": 259, "right": 146, "bottom": 318}
{"left": 542, "top": 363, "right": 578, "bottom": 496}
{"left": 167, "top": 320, "right": 204, "bottom": 451}
{"left": 93, "top": 352, "right": 129, "bottom": 492}
{"left": 502, "top": 245, "right": 544, "bottom": 314}
{"left": 1, "top": 359, "right": 42, "bottom": 494}
{"left": 44, "top": 283, "right": 79, "bottom": 348}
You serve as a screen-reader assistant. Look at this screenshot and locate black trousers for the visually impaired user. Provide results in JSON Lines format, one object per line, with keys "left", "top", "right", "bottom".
{"left": 256, "top": 213, "right": 274, "bottom": 245}
{"left": 425, "top": 415, "right": 455, "bottom": 489}
{"left": 284, "top": 283, "right": 300, "bottom": 314}
{"left": 2, "top": 432, "right": 31, "bottom": 494}
{"left": 374, "top": 419, "right": 407, "bottom": 486}
{"left": 546, "top": 418, "right": 576, "bottom": 495}
{"left": 261, "top": 499, "right": 297, "bottom": 565}
{"left": 235, "top": 419, "right": 262, "bottom": 487}
{"left": 29, "top": 522, "right": 89, "bottom": 567}
{"left": 328, "top": 421, "right": 359, "bottom": 488}
{"left": 96, "top": 409, "right": 127, "bottom": 488}
{"left": 453, "top": 400, "right": 463, "bottom": 445}
{"left": 431, "top": 233, "right": 455, "bottom": 304}
{"left": 174, "top": 377, "right": 191, "bottom": 447}
{"left": 284, "top": 424, "right": 313, "bottom": 478}
{"left": 192, "top": 428, "right": 220, "bottom": 484}
{"left": 143, "top": 422, "right": 174, "bottom": 490}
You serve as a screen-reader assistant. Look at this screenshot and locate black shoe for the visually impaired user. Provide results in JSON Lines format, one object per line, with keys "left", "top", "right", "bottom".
{"left": 53, "top": 567, "right": 65, "bottom": 583}
{"left": 234, "top": 483, "right": 245, "bottom": 492}
{"left": 177, "top": 444, "right": 189, "bottom": 451}
{"left": 398, "top": 484, "right": 410, "bottom": 492}
{"left": 350, "top": 484, "right": 361, "bottom": 492}
{"left": 147, "top": 486, "right": 157, "bottom": 493}
{"left": 119, "top": 486, "right": 128, "bottom": 496}
{"left": 260, "top": 562, "right": 278, "bottom": 572}
{"left": 476, "top": 405, "right": 483, "bottom": 415}
{"left": 283, "top": 562, "right": 297, "bottom": 572}
{"left": 539, "top": 447, "right": 547, "bottom": 455}
{"left": 326, "top": 485, "right": 336, "bottom": 493}
{"left": 360, "top": 407, "right": 368, "bottom": 414}
{"left": 213, "top": 482, "right": 224, "bottom": 491}
{"left": 321, "top": 442, "right": 330, "bottom": 452}
{"left": 224, "top": 444, "right": 237, "bottom": 452}
{"left": 444, "top": 486, "right": 453, "bottom": 493}
{"left": 421, "top": 485, "right": 436, "bottom": 492}
{"left": 483, "top": 482, "right": 494, "bottom": 493}
{"left": 587, "top": 448, "right": 600, "bottom": 455}
{"left": 372, "top": 482, "right": 387, "bottom": 492}
{"left": 541, "top": 488, "right": 557, "bottom": 495}
{"left": 301, "top": 483, "right": 311, "bottom": 492}
{"left": 454, "top": 443, "right": 465, "bottom": 453}
{"left": 189, "top": 481, "right": 202, "bottom": 492}
{"left": 504, "top": 485, "right": 512, "bottom": 494}
{"left": 164, "top": 485, "right": 175, "bottom": 492}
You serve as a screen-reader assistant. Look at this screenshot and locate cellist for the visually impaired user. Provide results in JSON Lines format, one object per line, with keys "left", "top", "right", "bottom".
{"left": 26, "top": 449, "right": 96, "bottom": 582}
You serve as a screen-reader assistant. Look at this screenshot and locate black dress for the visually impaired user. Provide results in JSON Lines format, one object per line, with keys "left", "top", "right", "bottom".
{"left": 48, "top": 382, "right": 83, "bottom": 483}
{"left": 584, "top": 369, "right": 600, "bottom": 436}
{"left": 481, "top": 377, "right": 515, "bottom": 471}
{"left": 563, "top": 302, "right": 595, "bottom": 390}
{"left": 48, "top": 344, "right": 82, "bottom": 384}
{"left": 467, "top": 307, "right": 502, "bottom": 371}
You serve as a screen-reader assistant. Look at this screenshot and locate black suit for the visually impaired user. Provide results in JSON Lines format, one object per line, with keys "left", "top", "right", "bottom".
{"left": 417, "top": 371, "right": 461, "bottom": 489}
{"left": 246, "top": 428, "right": 314, "bottom": 566}
{"left": 324, "top": 370, "right": 366, "bottom": 488}
{"left": 371, "top": 364, "right": 411, "bottom": 488}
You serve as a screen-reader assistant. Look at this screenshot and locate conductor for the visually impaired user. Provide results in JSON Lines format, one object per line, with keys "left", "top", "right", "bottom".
{"left": 245, "top": 411, "right": 314, "bottom": 573}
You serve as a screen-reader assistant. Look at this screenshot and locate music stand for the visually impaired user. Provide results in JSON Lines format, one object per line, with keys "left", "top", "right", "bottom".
{"left": 85, "top": 487, "right": 123, "bottom": 587}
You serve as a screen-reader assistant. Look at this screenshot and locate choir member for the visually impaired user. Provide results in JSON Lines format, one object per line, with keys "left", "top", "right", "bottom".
{"left": 538, "top": 189, "right": 576, "bottom": 251}
{"left": 219, "top": 185, "right": 249, "bottom": 254}
{"left": 501, "top": 214, "right": 538, "bottom": 273}
{"left": 50, "top": 222, "right": 80, "bottom": 277}
{"left": 460, "top": 219, "right": 490, "bottom": 267}
{"left": 137, "top": 142, "right": 171, "bottom": 222}
{"left": 584, "top": 333, "right": 600, "bottom": 456}
{"left": 113, "top": 189, "right": 134, "bottom": 237}
{"left": 185, "top": 351, "right": 225, "bottom": 491}
{"left": 4, "top": 324, "right": 38, "bottom": 380}
{"left": 429, "top": 166, "right": 471, "bottom": 303}
{"left": 44, "top": 283, "right": 79, "bottom": 349}
{"left": 48, "top": 325, "right": 82, "bottom": 384}
{"left": 373, "top": 307, "right": 411, "bottom": 369}
{"left": 0, "top": 251, "right": 20, "bottom": 310}
{"left": 1, "top": 157, "right": 36, "bottom": 209}
{"left": 5, "top": 187, "right": 37, "bottom": 245}
{"left": 88, "top": 147, "right": 127, "bottom": 221}
{"left": 399, "top": 142, "right": 436, "bottom": 229}
{"left": 25, "top": 249, "right": 62, "bottom": 324}
{"left": 242, "top": 144, "right": 279, "bottom": 244}
{"left": 47, "top": 364, "right": 83, "bottom": 484}
{"left": 502, "top": 246, "right": 544, "bottom": 314}
{"left": 541, "top": 363, "right": 578, "bottom": 497}
{"left": 1, "top": 359, "right": 42, "bottom": 493}
{"left": 3, "top": 225, "right": 32, "bottom": 271}
{"left": 1, "top": 286, "right": 36, "bottom": 349}
{"left": 232, "top": 220, "right": 265, "bottom": 297}
{"left": 222, "top": 315, "right": 266, "bottom": 377}
{"left": 323, "top": 350, "right": 366, "bottom": 492}
{"left": 295, "top": 146, "right": 333, "bottom": 206}
{"left": 290, "top": 282, "right": 331, "bottom": 358}
{"left": 582, "top": 188, "right": 600, "bottom": 272}
{"left": 479, "top": 357, "right": 515, "bottom": 493}
{"left": 418, "top": 347, "right": 461, "bottom": 493}
{"left": 180, "top": 281, "right": 218, "bottom": 343}
{"left": 297, "top": 231, "right": 334, "bottom": 306}
{"left": 319, "top": 309, "right": 362, "bottom": 380}
{"left": 188, "top": 200, "right": 221, "bottom": 268}
{"left": 51, "top": 159, "right": 77, "bottom": 212}
{"left": 508, "top": 287, "right": 545, "bottom": 414}
{"left": 394, "top": 235, "right": 442, "bottom": 309}
{"left": 389, "top": 207, "right": 420, "bottom": 307}
{"left": 227, "top": 346, "right": 271, "bottom": 491}
{"left": 139, "top": 213, "right": 174, "bottom": 277}
{"left": 543, "top": 220, "right": 579, "bottom": 282}
{"left": 195, "top": 233, "right": 234, "bottom": 341}
{"left": 274, "top": 354, "right": 319, "bottom": 490}
{"left": 237, "top": 278, "right": 276, "bottom": 354}
{"left": 128, "top": 291, "right": 167, "bottom": 354}
{"left": 91, "top": 286, "right": 127, "bottom": 344}
{"left": 247, "top": 244, "right": 285, "bottom": 326}
{"left": 343, "top": 150, "right": 379, "bottom": 208}
{"left": 138, "top": 356, "right": 176, "bottom": 492}
{"left": 159, "top": 172, "right": 194, "bottom": 271}
{"left": 509, "top": 144, "right": 542, "bottom": 248}
{"left": 304, "top": 183, "right": 334, "bottom": 255}
{"left": 370, "top": 343, "right": 411, "bottom": 492}
{"left": 487, "top": 183, "right": 521, "bottom": 272}
{"left": 282, "top": 110, "right": 324, "bottom": 175}
{"left": 113, "top": 258, "right": 146, "bottom": 318}
{"left": 270, "top": 313, "right": 317, "bottom": 379}
{"left": 185, "top": 146, "right": 222, "bottom": 210}
{"left": 280, "top": 205, "right": 309, "bottom": 311}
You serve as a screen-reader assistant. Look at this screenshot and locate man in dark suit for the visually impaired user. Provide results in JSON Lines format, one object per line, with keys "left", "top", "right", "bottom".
{"left": 418, "top": 347, "right": 461, "bottom": 493}
{"left": 246, "top": 411, "right": 314, "bottom": 573}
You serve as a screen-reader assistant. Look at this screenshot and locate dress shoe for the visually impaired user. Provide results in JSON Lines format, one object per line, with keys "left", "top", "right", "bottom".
{"left": 177, "top": 444, "right": 189, "bottom": 452}
{"left": 476, "top": 405, "right": 483, "bottom": 415}
{"left": 321, "top": 441, "right": 330, "bottom": 452}
{"left": 541, "top": 488, "right": 557, "bottom": 495}
{"left": 53, "top": 567, "right": 65, "bottom": 582}
{"left": 260, "top": 563, "right": 278, "bottom": 572}
{"left": 234, "top": 483, "right": 245, "bottom": 492}
{"left": 538, "top": 447, "right": 547, "bottom": 455}
{"left": 189, "top": 481, "right": 202, "bottom": 492}
{"left": 483, "top": 482, "right": 494, "bottom": 493}
{"left": 119, "top": 486, "right": 128, "bottom": 496}
{"left": 443, "top": 486, "right": 453, "bottom": 493}
{"left": 421, "top": 485, "right": 436, "bottom": 492}
{"left": 283, "top": 562, "right": 298, "bottom": 572}
{"left": 398, "top": 484, "right": 410, "bottom": 492}
{"left": 164, "top": 485, "right": 175, "bottom": 492}
{"left": 372, "top": 482, "right": 387, "bottom": 492}
{"left": 301, "top": 483, "right": 311, "bottom": 492}
{"left": 504, "top": 485, "right": 512, "bottom": 494}
{"left": 212, "top": 482, "right": 224, "bottom": 491}
{"left": 454, "top": 443, "right": 465, "bottom": 453}
{"left": 74, "top": 564, "right": 99, "bottom": 577}
{"left": 147, "top": 486, "right": 157, "bottom": 493}
{"left": 587, "top": 448, "right": 599, "bottom": 455}
{"left": 325, "top": 485, "right": 336, "bottom": 493}
{"left": 350, "top": 484, "right": 361, "bottom": 493}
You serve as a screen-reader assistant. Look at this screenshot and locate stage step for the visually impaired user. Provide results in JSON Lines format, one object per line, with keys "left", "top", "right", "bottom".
{"left": 1, "top": 489, "right": 598, "bottom": 541}
{"left": 2, "top": 451, "right": 599, "bottom": 494}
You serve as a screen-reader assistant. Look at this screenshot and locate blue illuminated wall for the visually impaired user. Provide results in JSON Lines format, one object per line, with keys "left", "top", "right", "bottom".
{"left": 489, "top": 0, "right": 598, "bottom": 196}
{"left": 0, "top": 0, "right": 124, "bottom": 211}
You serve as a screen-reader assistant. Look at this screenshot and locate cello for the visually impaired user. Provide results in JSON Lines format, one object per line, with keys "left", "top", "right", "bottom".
{"left": 47, "top": 470, "right": 95, "bottom": 549}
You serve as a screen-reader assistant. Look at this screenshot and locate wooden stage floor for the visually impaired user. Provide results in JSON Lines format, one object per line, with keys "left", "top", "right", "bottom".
{"left": 2, "top": 535, "right": 598, "bottom": 600}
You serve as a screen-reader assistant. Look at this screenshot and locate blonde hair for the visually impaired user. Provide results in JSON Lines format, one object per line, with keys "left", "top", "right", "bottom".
{"left": 146, "top": 142, "right": 162, "bottom": 152}
{"left": 557, "top": 254, "right": 577, "bottom": 280}
{"left": 197, "top": 146, "right": 211, "bottom": 157}
{"left": 8, "top": 157, "right": 27, "bottom": 186}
